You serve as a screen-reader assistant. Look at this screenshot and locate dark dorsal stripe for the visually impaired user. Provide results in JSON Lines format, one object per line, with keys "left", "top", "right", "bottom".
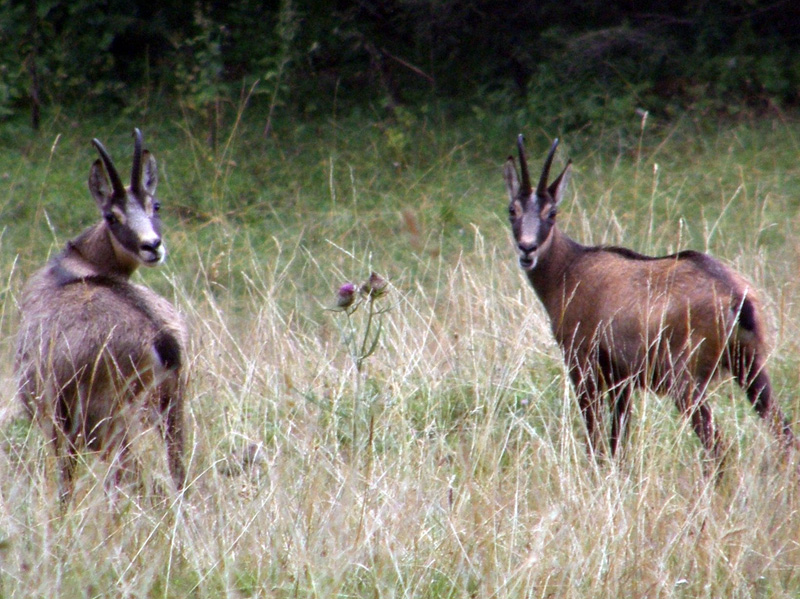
{"left": 591, "top": 246, "right": 706, "bottom": 262}
{"left": 587, "top": 245, "right": 743, "bottom": 311}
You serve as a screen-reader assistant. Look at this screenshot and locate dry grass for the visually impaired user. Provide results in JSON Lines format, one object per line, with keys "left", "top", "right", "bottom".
{"left": 1, "top": 113, "right": 800, "bottom": 597}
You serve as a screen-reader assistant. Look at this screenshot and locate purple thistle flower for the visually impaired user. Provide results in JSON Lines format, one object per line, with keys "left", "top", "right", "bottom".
{"left": 360, "top": 272, "right": 388, "bottom": 299}
{"left": 336, "top": 282, "right": 357, "bottom": 308}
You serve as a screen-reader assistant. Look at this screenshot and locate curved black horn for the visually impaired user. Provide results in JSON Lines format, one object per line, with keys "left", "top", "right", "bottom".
{"left": 92, "top": 138, "right": 126, "bottom": 198}
{"left": 130, "top": 128, "right": 143, "bottom": 194}
{"left": 537, "top": 138, "right": 559, "bottom": 196}
{"left": 517, "top": 134, "right": 532, "bottom": 195}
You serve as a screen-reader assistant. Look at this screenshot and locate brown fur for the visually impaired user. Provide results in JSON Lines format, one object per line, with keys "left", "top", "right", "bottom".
{"left": 14, "top": 131, "right": 188, "bottom": 498}
{"left": 505, "top": 137, "right": 796, "bottom": 463}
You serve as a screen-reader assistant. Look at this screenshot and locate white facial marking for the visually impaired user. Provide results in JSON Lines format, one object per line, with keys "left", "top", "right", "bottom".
{"left": 153, "top": 242, "right": 167, "bottom": 264}
{"left": 125, "top": 200, "right": 162, "bottom": 265}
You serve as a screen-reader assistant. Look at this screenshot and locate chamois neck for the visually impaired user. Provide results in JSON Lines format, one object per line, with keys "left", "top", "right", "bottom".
{"left": 53, "top": 222, "right": 138, "bottom": 283}
{"left": 525, "top": 226, "right": 583, "bottom": 303}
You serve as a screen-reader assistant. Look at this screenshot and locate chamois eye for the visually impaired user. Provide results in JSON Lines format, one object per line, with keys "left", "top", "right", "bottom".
{"left": 153, "top": 201, "right": 161, "bottom": 213}
{"left": 104, "top": 212, "right": 117, "bottom": 225}
{"left": 508, "top": 205, "right": 517, "bottom": 218}
{"left": 548, "top": 208, "right": 557, "bottom": 220}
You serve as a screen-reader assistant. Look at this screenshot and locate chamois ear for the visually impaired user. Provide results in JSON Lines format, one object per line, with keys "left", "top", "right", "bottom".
{"left": 503, "top": 157, "right": 520, "bottom": 203}
{"left": 89, "top": 159, "right": 113, "bottom": 209}
{"left": 141, "top": 150, "right": 158, "bottom": 196}
{"left": 548, "top": 160, "right": 572, "bottom": 207}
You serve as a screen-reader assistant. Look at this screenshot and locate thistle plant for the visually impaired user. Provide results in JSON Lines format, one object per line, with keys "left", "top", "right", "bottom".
{"left": 330, "top": 272, "right": 391, "bottom": 450}
{"left": 332, "top": 271, "right": 390, "bottom": 375}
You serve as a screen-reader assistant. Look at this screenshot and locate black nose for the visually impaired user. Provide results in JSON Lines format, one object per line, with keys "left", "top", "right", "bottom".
{"left": 141, "top": 239, "right": 161, "bottom": 253}
{"left": 518, "top": 241, "right": 537, "bottom": 255}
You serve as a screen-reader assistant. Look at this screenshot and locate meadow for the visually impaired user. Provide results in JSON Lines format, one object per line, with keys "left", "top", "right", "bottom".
{"left": 1, "top": 105, "right": 800, "bottom": 597}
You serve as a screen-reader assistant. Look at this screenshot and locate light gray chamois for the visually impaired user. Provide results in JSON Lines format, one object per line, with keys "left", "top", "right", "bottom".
{"left": 15, "top": 129, "right": 188, "bottom": 497}
{"left": 504, "top": 135, "right": 796, "bottom": 464}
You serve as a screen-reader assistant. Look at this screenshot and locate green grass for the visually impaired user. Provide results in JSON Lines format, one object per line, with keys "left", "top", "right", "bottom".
{"left": 2, "top": 104, "right": 800, "bottom": 597}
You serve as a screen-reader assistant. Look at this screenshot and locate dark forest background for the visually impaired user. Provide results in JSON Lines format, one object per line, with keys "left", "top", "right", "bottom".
{"left": 2, "top": 0, "right": 800, "bottom": 132}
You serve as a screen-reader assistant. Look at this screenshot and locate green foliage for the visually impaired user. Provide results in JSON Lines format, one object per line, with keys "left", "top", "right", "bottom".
{"left": 0, "top": 3, "right": 29, "bottom": 119}
{"left": 174, "top": 9, "right": 226, "bottom": 116}
{"left": 3, "top": 0, "right": 800, "bottom": 128}
{"left": 684, "top": 22, "right": 800, "bottom": 115}
{"left": 0, "top": 0, "right": 148, "bottom": 109}
{"left": 260, "top": 0, "right": 299, "bottom": 135}
{"left": 520, "top": 58, "right": 650, "bottom": 144}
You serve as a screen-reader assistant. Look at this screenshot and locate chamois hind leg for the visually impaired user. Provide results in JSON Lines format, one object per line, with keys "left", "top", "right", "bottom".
{"left": 56, "top": 451, "right": 78, "bottom": 503}
{"left": 160, "top": 377, "right": 186, "bottom": 491}
{"left": 609, "top": 383, "right": 633, "bottom": 458}
{"left": 54, "top": 433, "right": 78, "bottom": 502}
{"left": 52, "top": 394, "right": 78, "bottom": 502}
{"left": 733, "top": 349, "right": 797, "bottom": 450}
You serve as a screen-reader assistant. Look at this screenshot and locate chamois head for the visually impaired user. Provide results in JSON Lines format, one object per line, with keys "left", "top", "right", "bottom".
{"left": 89, "top": 128, "right": 164, "bottom": 266}
{"left": 504, "top": 136, "right": 572, "bottom": 270}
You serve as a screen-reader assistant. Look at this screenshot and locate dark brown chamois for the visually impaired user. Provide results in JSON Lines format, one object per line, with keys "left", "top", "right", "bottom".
{"left": 15, "top": 129, "right": 189, "bottom": 499}
{"left": 504, "top": 135, "right": 796, "bottom": 465}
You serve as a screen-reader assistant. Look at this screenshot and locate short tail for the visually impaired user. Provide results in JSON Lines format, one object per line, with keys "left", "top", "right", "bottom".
{"left": 737, "top": 296, "right": 758, "bottom": 334}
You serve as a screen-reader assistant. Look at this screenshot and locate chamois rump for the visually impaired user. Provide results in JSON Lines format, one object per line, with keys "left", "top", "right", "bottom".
{"left": 504, "top": 135, "right": 796, "bottom": 465}
{"left": 14, "top": 129, "right": 188, "bottom": 498}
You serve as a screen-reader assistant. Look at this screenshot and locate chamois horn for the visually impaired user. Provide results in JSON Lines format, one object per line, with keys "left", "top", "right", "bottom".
{"left": 130, "top": 128, "right": 143, "bottom": 195}
{"left": 91, "top": 138, "right": 126, "bottom": 198}
{"left": 516, "top": 134, "right": 532, "bottom": 196}
{"left": 537, "top": 138, "right": 559, "bottom": 196}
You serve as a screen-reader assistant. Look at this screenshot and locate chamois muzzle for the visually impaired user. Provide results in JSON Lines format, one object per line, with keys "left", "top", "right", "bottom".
{"left": 518, "top": 241, "right": 538, "bottom": 270}
{"left": 140, "top": 238, "right": 164, "bottom": 264}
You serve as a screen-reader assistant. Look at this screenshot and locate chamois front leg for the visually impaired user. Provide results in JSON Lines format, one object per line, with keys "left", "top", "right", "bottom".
{"left": 609, "top": 383, "right": 633, "bottom": 457}
{"left": 568, "top": 363, "right": 606, "bottom": 459}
